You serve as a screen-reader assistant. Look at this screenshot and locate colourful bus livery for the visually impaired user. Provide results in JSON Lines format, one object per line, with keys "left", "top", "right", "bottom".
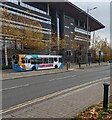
{"left": 12, "top": 54, "right": 63, "bottom": 71}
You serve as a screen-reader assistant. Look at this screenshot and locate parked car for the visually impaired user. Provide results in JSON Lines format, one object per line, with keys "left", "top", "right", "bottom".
{"left": 109, "top": 59, "right": 112, "bottom": 63}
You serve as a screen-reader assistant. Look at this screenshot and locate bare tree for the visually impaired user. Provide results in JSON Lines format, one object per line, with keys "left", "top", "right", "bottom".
{"left": 91, "top": 36, "right": 111, "bottom": 61}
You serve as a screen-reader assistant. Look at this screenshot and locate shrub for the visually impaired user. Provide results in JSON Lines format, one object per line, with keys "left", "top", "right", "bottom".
{"left": 2, "top": 65, "right": 12, "bottom": 70}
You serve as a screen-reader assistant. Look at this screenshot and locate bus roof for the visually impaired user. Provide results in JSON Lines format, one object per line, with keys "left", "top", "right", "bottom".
{"left": 38, "top": 55, "right": 62, "bottom": 58}
{"left": 18, "top": 54, "right": 62, "bottom": 58}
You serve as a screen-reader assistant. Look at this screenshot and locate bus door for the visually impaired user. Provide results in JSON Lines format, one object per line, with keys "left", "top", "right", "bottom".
{"left": 12, "top": 55, "right": 19, "bottom": 70}
{"left": 54, "top": 57, "right": 58, "bottom": 68}
{"left": 25, "top": 58, "right": 32, "bottom": 70}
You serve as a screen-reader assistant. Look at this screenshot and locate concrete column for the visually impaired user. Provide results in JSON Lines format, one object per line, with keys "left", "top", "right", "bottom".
{"left": 47, "top": 3, "right": 49, "bottom": 16}
{"left": 56, "top": 10, "right": 60, "bottom": 52}
{"left": 57, "top": 17, "right": 60, "bottom": 52}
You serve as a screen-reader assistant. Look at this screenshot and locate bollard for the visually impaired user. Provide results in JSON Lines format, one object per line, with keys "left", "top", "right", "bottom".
{"left": 103, "top": 83, "right": 110, "bottom": 110}
{"left": 79, "top": 62, "right": 81, "bottom": 68}
{"left": 66, "top": 62, "right": 68, "bottom": 70}
{"left": 68, "top": 62, "right": 70, "bottom": 69}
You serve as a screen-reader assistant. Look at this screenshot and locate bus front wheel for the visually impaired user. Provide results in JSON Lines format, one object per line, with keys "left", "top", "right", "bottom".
{"left": 32, "top": 66, "right": 36, "bottom": 71}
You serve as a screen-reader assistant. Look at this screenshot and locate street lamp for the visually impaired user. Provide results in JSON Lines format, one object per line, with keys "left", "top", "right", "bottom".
{"left": 86, "top": 7, "right": 97, "bottom": 66}
{"left": 57, "top": 18, "right": 60, "bottom": 54}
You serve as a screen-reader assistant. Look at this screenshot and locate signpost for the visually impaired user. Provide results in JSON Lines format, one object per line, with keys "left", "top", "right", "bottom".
{"left": 99, "top": 50, "right": 101, "bottom": 65}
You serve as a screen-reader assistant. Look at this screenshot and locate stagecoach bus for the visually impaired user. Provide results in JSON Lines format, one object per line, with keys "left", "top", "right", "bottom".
{"left": 12, "top": 54, "right": 63, "bottom": 71}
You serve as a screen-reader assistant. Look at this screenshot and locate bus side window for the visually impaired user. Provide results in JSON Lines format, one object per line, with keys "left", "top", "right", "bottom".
{"left": 31, "top": 58, "right": 36, "bottom": 64}
{"left": 22, "top": 58, "right": 25, "bottom": 63}
{"left": 44, "top": 58, "right": 48, "bottom": 63}
{"left": 49, "top": 58, "right": 53, "bottom": 63}
{"left": 37, "top": 58, "right": 43, "bottom": 64}
{"left": 59, "top": 58, "right": 63, "bottom": 62}
{"left": 15, "top": 55, "right": 19, "bottom": 61}
{"left": 28, "top": 59, "right": 31, "bottom": 63}
{"left": 54, "top": 58, "right": 57, "bottom": 62}
{"left": 12, "top": 55, "right": 19, "bottom": 64}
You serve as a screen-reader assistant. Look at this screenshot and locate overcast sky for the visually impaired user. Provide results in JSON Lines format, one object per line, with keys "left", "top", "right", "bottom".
{"left": 69, "top": 0, "right": 110, "bottom": 43}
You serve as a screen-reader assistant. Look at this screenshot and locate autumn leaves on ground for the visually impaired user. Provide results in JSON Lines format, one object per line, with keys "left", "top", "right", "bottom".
{"left": 72, "top": 103, "right": 112, "bottom": 120}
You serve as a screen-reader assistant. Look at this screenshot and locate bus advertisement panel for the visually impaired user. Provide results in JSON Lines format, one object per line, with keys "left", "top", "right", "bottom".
{"left": 12, "top": 54, "right": 63, "bottom": 71}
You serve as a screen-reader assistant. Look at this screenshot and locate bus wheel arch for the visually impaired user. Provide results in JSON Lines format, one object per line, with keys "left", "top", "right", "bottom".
{"left": 32, "top": 66, "right": 36, "bottom": 71}
{"left": 55, "top": 65, "right": 58, "bottom": 69}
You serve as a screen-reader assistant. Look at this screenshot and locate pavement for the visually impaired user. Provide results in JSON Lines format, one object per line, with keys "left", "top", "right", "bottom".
{"left": 2, "top": 62, "right": 109, "bottom": 80}
{"left": 2, "top": 62, "right": 110, "bottom": 118}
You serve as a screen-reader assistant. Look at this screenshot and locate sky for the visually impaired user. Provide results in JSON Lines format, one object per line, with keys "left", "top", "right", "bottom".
{"left": 69, "top": 0, "right": 110, "bottom": 43}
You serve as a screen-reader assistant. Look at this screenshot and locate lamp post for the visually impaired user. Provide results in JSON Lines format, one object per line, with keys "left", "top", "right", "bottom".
{"left": 57, "top": 18, "right": 60, "bottom": 54}
{"left": 86, "top": 7, "right": 97, "bottom": 66}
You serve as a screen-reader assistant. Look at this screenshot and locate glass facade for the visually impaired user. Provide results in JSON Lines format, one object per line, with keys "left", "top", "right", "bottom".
{"left": 5, "top": 0, "right": 18, "bottom": 5}
{"left": 0, "top": 2, "right": 51, "bottom": 37}
{"left": 20, "top": 2, "right": 47, "bottom": 15}
{"left": 74, "top": 27, "right": 91, "bottom": 35}
{"left": 0, "top": 3, "right": 51, "bottom": 24}
{"left": 5, "top": 0, "right": 48, "bottom": 16}
{"left": 63, "top": 15, "right": 89, "bottom": 41}
{"left": 1, "top": 1, "right": 52, "bottom": 65}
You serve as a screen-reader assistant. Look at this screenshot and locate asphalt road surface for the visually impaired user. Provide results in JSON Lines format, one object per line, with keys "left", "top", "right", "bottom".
{"left": 2, "top": 65, "right": 110, "bottom": 110}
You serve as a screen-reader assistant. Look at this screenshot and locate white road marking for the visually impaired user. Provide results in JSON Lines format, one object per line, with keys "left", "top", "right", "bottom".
{"left": 71, "top": 75, "right": 77, "bottom": 77}
{"left": 0, "top": 76, "right": 110, "bottom": 114}
{"left": 48, "top": 79, "right": 55, "bottom": 81}
{"left": 49, "top": 75, "right": 77, "bottom": 81}
{"left": 1, "top": 75, "right": 77, "bottom": 91}
{"left": 0, "top": 84, "right": 29, "bottom": 92}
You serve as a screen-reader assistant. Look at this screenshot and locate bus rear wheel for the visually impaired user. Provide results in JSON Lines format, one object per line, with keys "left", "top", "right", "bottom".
{"left": 32, "top": 66, "right": 36, "bottom": 71}
{"left": 55, "top": 65, "right": 58, "bottom": 69}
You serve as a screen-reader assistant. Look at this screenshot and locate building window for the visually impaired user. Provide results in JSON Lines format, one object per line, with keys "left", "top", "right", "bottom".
{"left": 65, "top": 16, "right": 69, "bottom": 19}
{"left": 74, "top": 27, "right": 91, "bottom": 35}
{"left": 66, "top": 50, "right": 72, "bottom": 56}
{"left": 65, "top": 35, "right": 69, "bottom": 37}
{"left": 80, "top": 21, "right": 84, "bottom": 28}
{"left": 65, "top": 26, "right": 69, "bottom": 29}
{"left": 85, "top": 24, "right": 87, "bottom": 29}
{"left": 4, "top": 8, "right": 51, "bottom": 25}
{"left": 70, "top": 23, "right": 73, "bottom": 25}
{"left": 20, "top": 2, "right": 47, "bottom": 15}
{"left": 6, "top": 0, "right": 18, "bottom": 4}
{"left": 75, "top": 19, "right": 79, "bottom": 26}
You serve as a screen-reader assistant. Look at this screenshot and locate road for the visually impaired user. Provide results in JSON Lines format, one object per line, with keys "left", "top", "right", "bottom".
{"left": 2, "top": 65, "right": 110, "bottom": 110}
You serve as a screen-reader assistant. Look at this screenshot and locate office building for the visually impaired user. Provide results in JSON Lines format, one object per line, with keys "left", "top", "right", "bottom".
{"left": 0, "top": 0, "right": 105, "bottom": 65}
